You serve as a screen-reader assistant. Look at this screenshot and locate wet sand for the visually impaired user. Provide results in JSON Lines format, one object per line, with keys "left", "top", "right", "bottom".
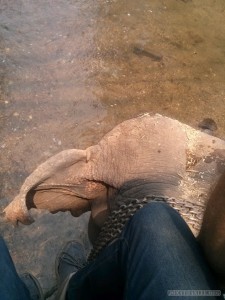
{"left": 0, "top": 0, "right": 225, "bottom": 297}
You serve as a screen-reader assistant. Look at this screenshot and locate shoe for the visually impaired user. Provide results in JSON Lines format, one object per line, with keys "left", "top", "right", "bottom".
{"left": 20, "top": 273, "right": 44, "bottom": 300}
{"left": 55, "top": 241, "right": 87, "bottom": 285}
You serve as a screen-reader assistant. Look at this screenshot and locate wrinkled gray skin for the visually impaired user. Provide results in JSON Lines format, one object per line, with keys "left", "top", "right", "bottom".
{"left": 4, "top": 114, "right": 225, "bottom": 278}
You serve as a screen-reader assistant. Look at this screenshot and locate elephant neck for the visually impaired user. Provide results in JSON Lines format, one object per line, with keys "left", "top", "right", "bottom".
{"left": 108, "top": 178, "right": 182, "bottom": 212}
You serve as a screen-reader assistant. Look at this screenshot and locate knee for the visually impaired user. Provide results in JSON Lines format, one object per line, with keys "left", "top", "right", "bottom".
{"left": 123, "top": 201, "right": 188, "bottom": 243}
{"left": 130, "top": 201, "right": 177, "bottom": 228}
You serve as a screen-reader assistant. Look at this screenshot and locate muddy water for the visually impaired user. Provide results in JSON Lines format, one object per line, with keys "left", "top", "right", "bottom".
{"left": 0, "top": 0, "right": 225, "bottom": 297}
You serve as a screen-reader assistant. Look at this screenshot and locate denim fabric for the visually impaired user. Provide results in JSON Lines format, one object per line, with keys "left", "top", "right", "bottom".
{"left": 67, "top": 202, "right": 222, "bottom": 300}
{"left": 0, "top": 202, "right": 222, "bottom": 300}
{"left": 0, "top": 237, "right": 31, "bottom": 300}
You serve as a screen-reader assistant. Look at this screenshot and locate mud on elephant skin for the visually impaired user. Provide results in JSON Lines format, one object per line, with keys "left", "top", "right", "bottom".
{"left": 3, "top": 114, "right": 225, "bottom": 279}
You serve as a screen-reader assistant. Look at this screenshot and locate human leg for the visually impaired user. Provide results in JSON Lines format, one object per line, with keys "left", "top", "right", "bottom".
{"left": 61, "top": 202, "right": 221, "bottom": 299}
{"left": 120, "top": 202, "right": 221, "bottom": 299}
{"left": 0, "top": 236, "right": 43, "bottom": 300}
{"left": 0, "top": 236, "right": 31, "bottom": 300}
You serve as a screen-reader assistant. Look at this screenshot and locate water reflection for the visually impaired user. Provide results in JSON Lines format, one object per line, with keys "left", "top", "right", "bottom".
{"left": 0, "top": 0, "right": 225, "bottom": 296}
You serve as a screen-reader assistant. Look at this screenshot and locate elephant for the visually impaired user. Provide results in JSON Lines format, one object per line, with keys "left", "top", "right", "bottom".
{"left": 3, "top": 113, "right": 225, "bottom": 281}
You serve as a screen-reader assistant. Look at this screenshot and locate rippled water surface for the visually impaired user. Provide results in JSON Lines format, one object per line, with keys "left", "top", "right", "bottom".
{"left": 1, "top": 0, "right": 225, "bottom": 296}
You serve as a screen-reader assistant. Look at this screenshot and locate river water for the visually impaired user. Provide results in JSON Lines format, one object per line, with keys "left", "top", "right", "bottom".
{"left": 0, "top": 0, "right": 225, "bottom": 297}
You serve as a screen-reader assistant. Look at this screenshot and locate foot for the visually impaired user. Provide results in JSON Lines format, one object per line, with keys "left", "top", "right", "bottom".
{"left": 20, "top": 273, "right": 44, "bottom": 300}
{"left": 56, "top": 241, "right": 87, "bottom": 285}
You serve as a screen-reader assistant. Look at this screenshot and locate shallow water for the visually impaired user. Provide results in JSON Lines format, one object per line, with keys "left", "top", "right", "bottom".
{"left": 0, "top": 0, "right": 225, "bottom": 297}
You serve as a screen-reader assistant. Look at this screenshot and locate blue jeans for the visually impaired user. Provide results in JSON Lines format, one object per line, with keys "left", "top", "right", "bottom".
{"left": 67, "top": 202, "right": 222, "bottom": 299}
{"left": 0, "top": 202, "right": 222, "bottom": 299}
{"left": 0, "top": 237, "right": 31, "bottom": 300}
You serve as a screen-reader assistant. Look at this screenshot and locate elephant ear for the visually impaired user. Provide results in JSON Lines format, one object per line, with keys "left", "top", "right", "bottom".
{"left": 4, "top": 149, "right": 89, "bottom": 225}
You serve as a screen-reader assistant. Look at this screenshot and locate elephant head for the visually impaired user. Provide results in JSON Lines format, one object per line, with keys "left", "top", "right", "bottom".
{"left": 3, "top": 115, "right": 187, "bottom": 226}
{"left": 3, "top": 114, "right": 225, "bottom": 252}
